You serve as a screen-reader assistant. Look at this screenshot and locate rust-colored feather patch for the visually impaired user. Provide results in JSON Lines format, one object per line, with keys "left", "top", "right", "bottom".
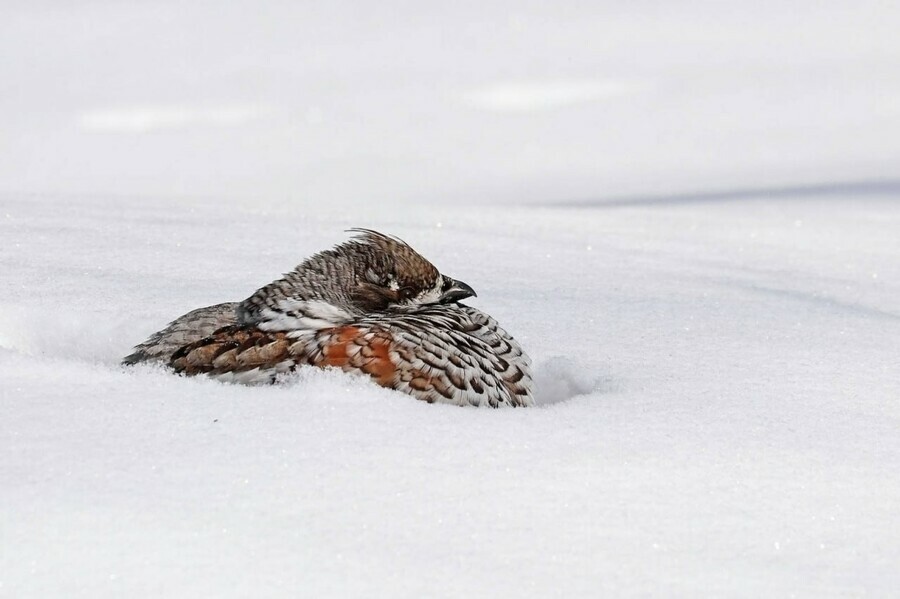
{"left": 359, "top": 334, "right": 396, "bottom": 386}
{"left": 320, "top": 326, "right": 362, "bottom": 368}
{"left": 316, "top": 326, "right": 398, "bottom": 386}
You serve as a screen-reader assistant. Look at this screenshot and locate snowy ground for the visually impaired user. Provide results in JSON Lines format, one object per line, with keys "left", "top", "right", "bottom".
{"left": 3, "top": 1, "right": 900, "bottom": 597}
{"left": 3, "top": 192, "right": 899, "bottom": 597}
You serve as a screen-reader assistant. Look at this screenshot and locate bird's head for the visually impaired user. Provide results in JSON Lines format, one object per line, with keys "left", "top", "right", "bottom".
{"left": 338, "top": 229, "right": 476, "bottom": 312}
{"left": 237, "top": 229, "right": 478, "bottom": 327}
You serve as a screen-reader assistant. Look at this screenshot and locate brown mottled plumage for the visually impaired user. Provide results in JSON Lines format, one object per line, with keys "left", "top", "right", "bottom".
{"left": 122, "top": 302, "right": 238, "bottom": 365}
{"left": 124, "top": 230, "right": 533, "bottom": 407}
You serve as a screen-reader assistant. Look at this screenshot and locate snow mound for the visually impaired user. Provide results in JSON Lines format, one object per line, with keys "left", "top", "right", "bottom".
{"left": 533, "top": 356, "right": 617, "bottom": 405}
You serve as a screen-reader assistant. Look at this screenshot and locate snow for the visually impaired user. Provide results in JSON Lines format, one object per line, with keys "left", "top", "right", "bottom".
{"left": 3, "top": 1, "right": 900, "bottom": 597}
{"left": 4, "top": 194, "right": 899, "bottom": 597}
{"left": 3, "top": 1, "right": 900, "bottom": 204}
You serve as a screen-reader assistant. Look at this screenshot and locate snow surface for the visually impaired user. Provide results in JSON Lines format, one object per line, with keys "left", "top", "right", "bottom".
{"left": 3, "top": 193, "right": 899, "bottom": 597}
{"left": 3, "top": 1, "right": 900, "bottom": 597}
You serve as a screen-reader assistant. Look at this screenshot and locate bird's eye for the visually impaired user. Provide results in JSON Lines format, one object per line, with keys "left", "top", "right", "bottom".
{"left": 398, "top": 287, "right": 415, "bottom": 299}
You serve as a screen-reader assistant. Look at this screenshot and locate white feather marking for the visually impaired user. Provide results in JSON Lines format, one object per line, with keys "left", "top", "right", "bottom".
{"left": 259, "top": 299, "right": 352, "bottom": 331}
{"left": 412, "top": 278, "right": 444, "bottom": 305}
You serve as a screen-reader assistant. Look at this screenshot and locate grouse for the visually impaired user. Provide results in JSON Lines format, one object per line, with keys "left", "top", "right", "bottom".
{"left": 124, "top": 230, "right": 533, "bottom": 407}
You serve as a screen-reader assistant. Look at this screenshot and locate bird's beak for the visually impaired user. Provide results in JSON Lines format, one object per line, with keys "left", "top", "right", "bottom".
{"left": 439, "top": 277, "right": 477, "bottom": 304}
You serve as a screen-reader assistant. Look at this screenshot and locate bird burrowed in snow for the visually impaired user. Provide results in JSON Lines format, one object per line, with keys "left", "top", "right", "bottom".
{"left": 123, "top": 230, "right": 533, "bottom": 407}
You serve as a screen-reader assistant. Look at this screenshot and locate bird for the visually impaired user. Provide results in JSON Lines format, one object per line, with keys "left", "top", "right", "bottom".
{"left": 123, "top": 229, "right": 533, "bottom": 407}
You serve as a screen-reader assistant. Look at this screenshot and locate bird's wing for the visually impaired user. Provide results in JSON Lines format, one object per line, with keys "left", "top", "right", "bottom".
{"left": 169, "top": 305, "right": 533, "bottom": 407}
{"left": 122, "top": 302, "right": 239, "bottom": 365}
